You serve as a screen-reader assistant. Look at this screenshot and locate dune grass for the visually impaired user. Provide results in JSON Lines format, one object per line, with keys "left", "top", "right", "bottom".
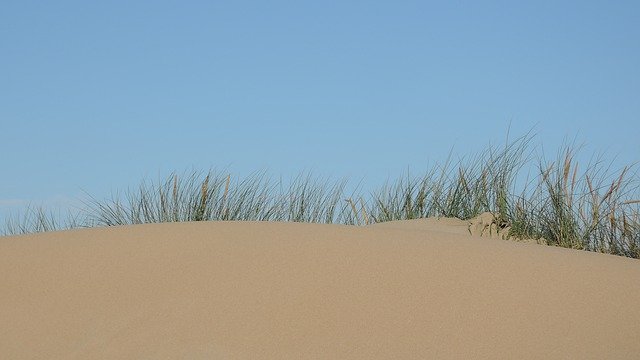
{"left": 2, "top": 205, "right": 84, "bottom": 235}
{"left": 82, "top": 171, "right": 356, "bottom": 226}
{"left": 3, "top": 135, "right": 639, "bottom": 258}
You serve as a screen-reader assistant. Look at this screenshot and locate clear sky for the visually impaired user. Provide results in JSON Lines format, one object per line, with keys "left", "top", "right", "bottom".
{"left": 1, "top": 0, "right": 639, "bottom": 219}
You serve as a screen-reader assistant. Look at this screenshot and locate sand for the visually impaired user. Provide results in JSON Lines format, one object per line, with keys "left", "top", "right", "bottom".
{"left": 2, "top": 218, "right": 639, "bottom": 359}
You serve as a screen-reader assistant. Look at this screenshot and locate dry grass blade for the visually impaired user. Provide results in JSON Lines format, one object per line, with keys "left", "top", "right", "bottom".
{"left": 346, "top": 198, "right": 360, "bottom": 226}
{"left": 360, "top": 198, "right": 369, "bottom": 225}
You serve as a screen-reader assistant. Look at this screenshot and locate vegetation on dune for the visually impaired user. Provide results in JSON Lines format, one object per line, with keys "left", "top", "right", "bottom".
{"left": 3, "top": 134, "right": 639, "bottom": 258}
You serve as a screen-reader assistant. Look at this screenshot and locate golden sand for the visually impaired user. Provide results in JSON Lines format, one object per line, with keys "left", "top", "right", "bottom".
{"left": 2, "top": 219, "right": 639, "bottom": 359}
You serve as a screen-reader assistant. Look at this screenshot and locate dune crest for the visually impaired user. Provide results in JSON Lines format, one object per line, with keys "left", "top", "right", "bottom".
{"left": 2, "top": 220, "right": 639, "bottom": 359}
{"left": 371, "top": 212, "right": 538, "bottom": 243}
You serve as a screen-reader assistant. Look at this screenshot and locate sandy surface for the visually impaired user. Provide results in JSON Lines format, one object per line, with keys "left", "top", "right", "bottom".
{"left": 1, "top": 219, "right": 639, "bottom": 359}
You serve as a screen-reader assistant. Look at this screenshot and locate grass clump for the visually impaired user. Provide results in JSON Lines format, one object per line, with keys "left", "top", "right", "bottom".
{"left": 503, "top": 148, "right": 640, "bottom": 258}
{"left": 3, "top": 135, "right": 639, "bottom": 259}
{"left": 81, "top": 171, "right": 354, "bottom": 226}
{"left": 370, "top": 134, "right": 532, "bottom": 223}
{"left": 1, "top": 205, "right": 84, "bottom": 236}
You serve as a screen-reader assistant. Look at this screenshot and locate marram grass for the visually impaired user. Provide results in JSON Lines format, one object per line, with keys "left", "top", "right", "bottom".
{"left": 3, "top": 136, "right": 639, "bottom": 258}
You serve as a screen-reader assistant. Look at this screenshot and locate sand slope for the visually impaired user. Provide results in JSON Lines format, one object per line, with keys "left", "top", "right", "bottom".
{"left": 1, "top": 220, "right": 639, "bottom": 359}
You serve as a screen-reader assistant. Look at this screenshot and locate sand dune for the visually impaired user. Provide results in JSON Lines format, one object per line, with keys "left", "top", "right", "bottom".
{"left": 2, "top": 219, "right": 639, "bottom": 359}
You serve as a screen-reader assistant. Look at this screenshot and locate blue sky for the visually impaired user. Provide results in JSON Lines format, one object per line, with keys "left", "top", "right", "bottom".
{"left": 1, "top": 0, "right": 639, "bottom": 219}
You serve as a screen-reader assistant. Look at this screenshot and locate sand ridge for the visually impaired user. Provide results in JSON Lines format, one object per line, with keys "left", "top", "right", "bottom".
{"left": 2, "top": 220, "right": 639, "bottom": 359}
